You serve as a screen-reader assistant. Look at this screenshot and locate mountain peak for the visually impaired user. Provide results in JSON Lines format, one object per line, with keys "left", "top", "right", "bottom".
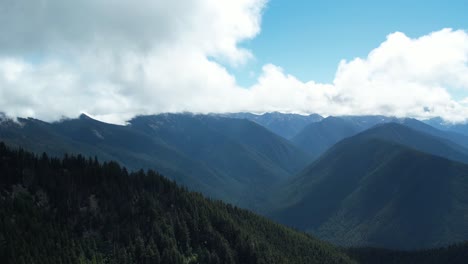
{"left": 79, "top": 113, "right": 93, "bottom": 120}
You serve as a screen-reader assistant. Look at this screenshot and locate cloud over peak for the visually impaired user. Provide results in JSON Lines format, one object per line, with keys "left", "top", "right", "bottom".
{"left": 0, "top": 0, "right": 266, "bottom": 123}
{"left": 330, "top": 28, "right": 468, "bottom": 121}
{"left": 0, "top": 1, "right": 468, "bottom": 124}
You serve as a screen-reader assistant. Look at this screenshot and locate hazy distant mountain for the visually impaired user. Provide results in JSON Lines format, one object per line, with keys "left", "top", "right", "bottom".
{"left": 291, "top": 116, "right": 468, "bottom": 162}
{"left": 128, "top": 114, "right": 310, "bottom": 209}
{"left": 354, "top": 122, "right": 468, "bottom": 164}
{"left": 130, "top": 114, "right": 309, "bottom": 175}
{"left": 224, "top": 112, "right": 323, "bottom": 139}
{"left": 339, "top": 115, "right": 398, "bottom": 128}
{"left": 272, "top": 125, "right": 468, "bottom": 249}
{"left": 423, "top": 117, "right": 468, "bottom": 142}
{"left": 400, "top": 118, "right": 468, "bottom": 149}
{"left": 0, "top": 113, "right": 309, "bottom": 210}
{"left": 291, "top": 116, "right": 395, "bottom": 159}
{"left": 291, "top": 116, "right": 361, "bottom": 159}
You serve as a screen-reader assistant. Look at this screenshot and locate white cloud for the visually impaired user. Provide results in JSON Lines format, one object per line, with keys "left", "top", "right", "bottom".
{"left": 0, "top": 0, "right": 265, "bottom": 123}
{"left": 342, "top": 28, "right": 468, "bottom": 122}
{"left": 0, "top": 1, "right": 468, "bottom": 123}
{"left": 246, "top": 29, "right": 468, "bottom": 123}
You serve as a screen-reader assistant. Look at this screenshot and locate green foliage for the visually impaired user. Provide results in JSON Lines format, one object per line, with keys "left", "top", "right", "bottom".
{"left": 0, "top": 142, "right": 353, "bottom": 264}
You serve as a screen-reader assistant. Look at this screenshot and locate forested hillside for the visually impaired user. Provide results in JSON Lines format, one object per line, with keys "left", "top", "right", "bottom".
{"left": 0, "top": 114, "right": 309, "bottom": 210}
{"left": 0, "top": 142, "right": 353, "bottom": 264}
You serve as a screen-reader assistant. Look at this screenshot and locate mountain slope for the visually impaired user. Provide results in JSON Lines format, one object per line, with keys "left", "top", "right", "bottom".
{"left": 0, "top": 142, "right": 354, "bottom": 264}
{"left": 355, "top": 122, "right": 468, "bottom": 164}
{"left": 339, "top": 115, "right": 397, "bottom": 129}
{"left": 401, "top": 118, "right": 468, "bottom": 149}
{"left": 292, "top": 116, "right": 468, "bottom": 163}
{"left": 129, "top": 114, "right": 309, "bottom": 178}
{"left": 425, "top": 117, "right": 468, "bottom": 137}
{"left": 291, "top": 116, "right": 363, "bottom": 159}
{"left": 0, "top": 115, "right": 232, "bottom": 201}
{"left": 0, "top": 114, "right": 309, "bottom": 210}
{"left": 291, "top": 115, "right": 398, "bottom": 159}
{"left": 225, "top": 112, "right": 323, "bottom": 139}
{"left": 273, "top": 130, "right": 468, "bottom": 249}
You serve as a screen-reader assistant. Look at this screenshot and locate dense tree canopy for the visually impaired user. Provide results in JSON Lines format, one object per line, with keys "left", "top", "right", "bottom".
{"left": 0, "top": 142, "right": 353, "bottom": 264}
{"left": 2, "top": 141, "right": 467, "bottom": 263}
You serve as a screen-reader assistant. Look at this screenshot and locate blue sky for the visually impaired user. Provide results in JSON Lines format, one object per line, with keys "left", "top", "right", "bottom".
{"left": 234, "top": 0, "right": 468, "bottom": 86}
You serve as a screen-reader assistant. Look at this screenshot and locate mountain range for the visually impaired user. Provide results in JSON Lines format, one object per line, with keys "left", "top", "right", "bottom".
{"left": 425, "top": 117, "right": 468, "bottom": 137}
{"left": 224, "top": 112, "right": 323, "bottom": 139}
{"left": 2, "top": 112, "right": 468, "bottom": 251}
{"left": 291, "top": 115, "right": 468, "bottom": 162}
{"left": 272, "top": 123, "right": 468, "bottom": 249}
{"left": 0, "top": 113, "right": 309, "bottom": 211}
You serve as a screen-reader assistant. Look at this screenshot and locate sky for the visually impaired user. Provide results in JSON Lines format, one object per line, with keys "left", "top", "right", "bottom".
{"left": 237, "top": 0, "right": 468, "bottom": 86}
{"left": 0, "top": 0, "right": 468, "bottom": 124}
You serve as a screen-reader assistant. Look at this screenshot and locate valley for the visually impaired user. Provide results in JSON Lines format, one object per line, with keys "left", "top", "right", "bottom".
{"left": 3, "top": 112, "right": 468, "bottom": 258}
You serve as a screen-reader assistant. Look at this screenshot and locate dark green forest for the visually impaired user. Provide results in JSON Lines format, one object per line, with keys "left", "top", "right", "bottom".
{"left": 348, "top": 243, "right": 468, "bottom": 264}
{"left": 0, "top": 142, "right": 353, "bottom": 264}
{"left": 2, "top": 141, "right": 468, "bottom": 263}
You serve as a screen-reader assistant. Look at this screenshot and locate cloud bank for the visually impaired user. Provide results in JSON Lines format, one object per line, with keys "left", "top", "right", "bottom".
{"left": 1, "top": 1, "right": 468, "bottom": 123}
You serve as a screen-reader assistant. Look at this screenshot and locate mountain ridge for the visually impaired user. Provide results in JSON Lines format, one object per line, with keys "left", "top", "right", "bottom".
{"left": 272, "top": 125, "right": 468, "bottom": 249}
{"left": 0, "top": 113, "right": 309, "bottom": 210}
